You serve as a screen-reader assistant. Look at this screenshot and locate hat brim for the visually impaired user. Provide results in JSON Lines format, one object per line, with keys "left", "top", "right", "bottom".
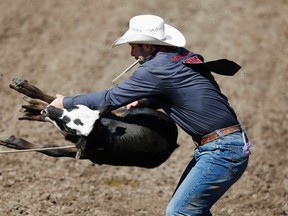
{"left": 112, "top": 23, "right": 186, "bottom": 48}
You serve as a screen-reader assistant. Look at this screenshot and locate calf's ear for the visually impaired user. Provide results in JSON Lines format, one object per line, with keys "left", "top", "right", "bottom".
{"left": 46, "top": 105, "right": 64, "bottom": 120}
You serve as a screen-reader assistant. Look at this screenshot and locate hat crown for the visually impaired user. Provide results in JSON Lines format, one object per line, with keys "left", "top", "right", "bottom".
{"left": 128, "top": 15, "right": 166, "bottom": 40}
{"left": 112, "top": 15, "right": 186, "bottom": 48}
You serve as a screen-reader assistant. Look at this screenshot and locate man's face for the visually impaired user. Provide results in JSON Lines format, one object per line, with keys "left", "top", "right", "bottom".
{"left": 129, "top": 44, "right": 154, "bottom": 63}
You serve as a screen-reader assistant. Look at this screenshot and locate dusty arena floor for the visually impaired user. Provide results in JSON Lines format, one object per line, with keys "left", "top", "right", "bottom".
{"left": 0, "top": 0, "right": 287, "bottom": 215}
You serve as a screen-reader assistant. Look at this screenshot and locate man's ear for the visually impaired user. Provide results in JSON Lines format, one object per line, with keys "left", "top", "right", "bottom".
{"left": 143, "top": 44, "right": 156, "bottom": 53}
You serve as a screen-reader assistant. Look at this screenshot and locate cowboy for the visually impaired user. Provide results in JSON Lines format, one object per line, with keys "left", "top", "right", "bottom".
{"left": 51, "top": 15, "right": 250, "bottom": 216}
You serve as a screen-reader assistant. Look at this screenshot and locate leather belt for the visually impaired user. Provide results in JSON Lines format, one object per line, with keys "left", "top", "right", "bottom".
{"left": 195, "top": 124, "right": 242, "bottom": 146}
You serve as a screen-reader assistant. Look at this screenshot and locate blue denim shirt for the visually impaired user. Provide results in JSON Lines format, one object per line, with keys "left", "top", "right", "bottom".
{"left": 63, "top": 47, "right": 239, "bottom": 139}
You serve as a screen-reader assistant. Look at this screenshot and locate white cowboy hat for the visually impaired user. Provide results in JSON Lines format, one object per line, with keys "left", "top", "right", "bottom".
{"left": 112, "top": 15, "right": 186, "bottom": 47}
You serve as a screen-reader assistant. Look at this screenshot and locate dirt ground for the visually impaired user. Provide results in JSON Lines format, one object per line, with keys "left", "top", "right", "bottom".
{"left": 0, "top": 0, "right": 287, "bottom": 215}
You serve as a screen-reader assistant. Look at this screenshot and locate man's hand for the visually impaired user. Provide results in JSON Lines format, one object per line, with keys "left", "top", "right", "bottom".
{"left": 50, "top": 94, "right": 64, "bottom": 109}
{"left": 126, "top": 101, "right": 140, "bottom": 109}
{"left": 126, "top": 99, "right": 151, "bottom": 109}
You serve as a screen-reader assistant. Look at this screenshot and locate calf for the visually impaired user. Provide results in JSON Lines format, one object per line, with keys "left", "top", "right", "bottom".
{"left": 0, "top": 78, "right": 178, "bottom": 168}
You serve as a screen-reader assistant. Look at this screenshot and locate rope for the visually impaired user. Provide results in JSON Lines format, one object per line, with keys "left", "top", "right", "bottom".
{"left": 0, "top": 145, "right": 76, "bottom": 154}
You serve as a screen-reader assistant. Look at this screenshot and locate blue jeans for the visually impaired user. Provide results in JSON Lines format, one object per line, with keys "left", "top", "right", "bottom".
{"left": 166, "top": 131, "right": 250, "bottom": 216}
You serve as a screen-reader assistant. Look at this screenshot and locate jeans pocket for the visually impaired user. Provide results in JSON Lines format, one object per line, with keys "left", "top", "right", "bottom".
{"left": 230, "top": 144, "right": 248, "bottom": 162}
{"left": 229, "top": 143, "right": 249, "bottom": 177}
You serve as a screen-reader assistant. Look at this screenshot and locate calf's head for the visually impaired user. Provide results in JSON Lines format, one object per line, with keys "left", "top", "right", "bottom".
{"left": 41, "top": 105, "right": 100, "bottom": 136}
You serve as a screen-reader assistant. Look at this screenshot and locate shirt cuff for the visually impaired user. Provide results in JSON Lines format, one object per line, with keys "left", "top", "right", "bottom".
{"left": 63, "top": 96, "right": 74, "bottom": 109}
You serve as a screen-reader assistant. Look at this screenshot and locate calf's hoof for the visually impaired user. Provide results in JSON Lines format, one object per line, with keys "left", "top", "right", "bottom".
{"left": 11, "top": 78, "right": 26, "bottom": 88}
{"left": 0, "top": 135, "right": 19, "bottom": 148}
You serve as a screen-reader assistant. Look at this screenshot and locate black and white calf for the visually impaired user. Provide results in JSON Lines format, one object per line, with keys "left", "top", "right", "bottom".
{"left": 42, "top": 104, "right": 102, "bottom": 137}
{"left": 0, "top": 78, "right": 178, "bottom": 168}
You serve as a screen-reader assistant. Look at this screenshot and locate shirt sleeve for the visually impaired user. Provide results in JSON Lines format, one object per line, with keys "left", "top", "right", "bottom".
{"left": 63, "top": 64, "right": 163, "bottom": 110}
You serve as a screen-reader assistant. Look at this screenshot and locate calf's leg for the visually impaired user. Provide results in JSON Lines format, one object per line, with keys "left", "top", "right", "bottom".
{"left": 10, "top": 78, "right": 55, "bottom": 103}
{"left": 9, "top": 78, "right": 53, "bottom": 121}
{"left": 18, "top": 96, "right": 48, "bottom": 121}
{"left": 0, "top": 135, "right": 77, "bottom": 158}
